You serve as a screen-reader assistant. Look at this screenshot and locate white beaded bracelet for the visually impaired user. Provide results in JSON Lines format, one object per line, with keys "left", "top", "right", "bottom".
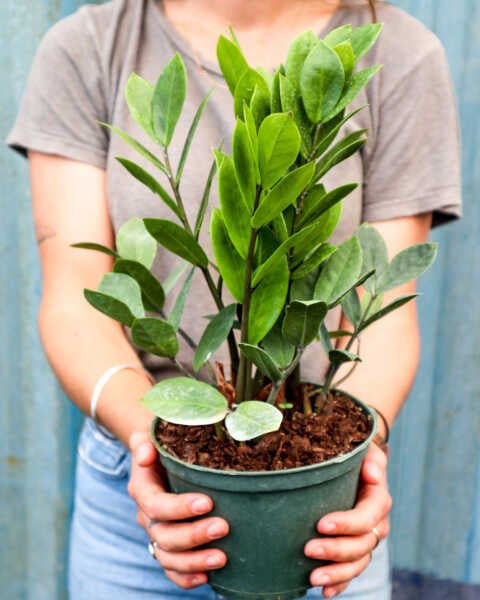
{"left": 90, "top": 363, "right": 156, "bottom": 422}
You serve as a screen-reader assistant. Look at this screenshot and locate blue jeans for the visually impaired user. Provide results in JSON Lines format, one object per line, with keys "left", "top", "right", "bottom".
{"left": 68, "top": 418, "right": 391, "bottom": 599}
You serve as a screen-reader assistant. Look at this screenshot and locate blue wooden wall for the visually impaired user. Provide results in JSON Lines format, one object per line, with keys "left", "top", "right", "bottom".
{"left": 1, "top": 1, "right": 478, "bottom": 598}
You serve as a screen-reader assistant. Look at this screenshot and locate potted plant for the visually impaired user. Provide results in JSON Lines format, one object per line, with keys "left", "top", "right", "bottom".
{"left": 73, "top": 23, "right": 437, "bottom": 600}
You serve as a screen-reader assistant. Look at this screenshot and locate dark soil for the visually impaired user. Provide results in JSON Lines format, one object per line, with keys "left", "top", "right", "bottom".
{"left": 154, "top": 387, "right": 372, "bottom": 472}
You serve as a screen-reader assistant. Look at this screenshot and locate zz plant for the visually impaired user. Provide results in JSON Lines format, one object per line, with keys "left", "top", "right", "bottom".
{"left": 74, "top": 24, "right": 437, "bottom": 444}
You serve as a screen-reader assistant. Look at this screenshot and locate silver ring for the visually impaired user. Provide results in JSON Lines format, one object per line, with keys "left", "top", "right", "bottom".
{"left": 148, "top": 539, "right": 158, "bottom": 558}
{"left": 371, "top": 527, "right": 381, "bottom": 550}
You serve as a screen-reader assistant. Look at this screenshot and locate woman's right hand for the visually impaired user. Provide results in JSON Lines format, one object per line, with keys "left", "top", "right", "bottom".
{"left": 128, "top": 432, "right": 229, "bottom": 589}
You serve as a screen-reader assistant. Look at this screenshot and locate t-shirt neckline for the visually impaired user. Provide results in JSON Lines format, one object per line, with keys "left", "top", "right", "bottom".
{"left": 151, "top": 0, "right": 348, "bottom": 77}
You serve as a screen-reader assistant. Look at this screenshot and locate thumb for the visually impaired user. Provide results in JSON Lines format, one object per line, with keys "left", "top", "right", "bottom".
{"left": 129, "top": 431, "right": 158, "bottom": 467}
{"left": 361, "top": 443, "right": 387, "bottom": 485}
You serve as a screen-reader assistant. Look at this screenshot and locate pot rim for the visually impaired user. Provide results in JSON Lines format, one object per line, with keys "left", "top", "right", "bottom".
{"left": 150, "top": 387, "right": 377, "bottom": 477}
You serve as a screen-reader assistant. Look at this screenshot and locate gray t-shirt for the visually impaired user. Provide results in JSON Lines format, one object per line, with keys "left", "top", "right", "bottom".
{"left": 7, "top": 0, "right": 462, "bottom": 383}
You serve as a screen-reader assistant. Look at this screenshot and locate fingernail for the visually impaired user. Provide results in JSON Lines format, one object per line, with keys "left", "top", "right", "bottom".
{"left": 313, "top": 573, "right": 330, "bottom": 586}
{"left": 191, "top": 498, "right": 210, "bottom": 514}
{"left": 207, "top": 523, "right": 225, "bottom": 539}
{"left": 312, "top": 544, "right": 325, "bottom": 559}
{"left": 319, "top": 520, "right": 336, "bottom": 533}
{"left": 206, "top": 553, "right": 223, "bottom": 567}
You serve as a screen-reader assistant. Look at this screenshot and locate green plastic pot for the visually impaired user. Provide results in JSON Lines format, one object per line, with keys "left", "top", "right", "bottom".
{"left": 150, "top": 390, "right": 377, "bottom": 600}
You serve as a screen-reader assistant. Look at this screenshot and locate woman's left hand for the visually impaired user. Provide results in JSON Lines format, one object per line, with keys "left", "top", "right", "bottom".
{"left": 304, "top": 443, "right": 392, "bottom": 598}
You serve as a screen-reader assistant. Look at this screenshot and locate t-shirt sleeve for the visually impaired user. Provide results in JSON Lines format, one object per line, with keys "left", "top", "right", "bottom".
{"left": 6, "top": 11, "right": 108, "bottom": 169}
{"left": 362, "top": 39, "right": 462, "bottom": 227}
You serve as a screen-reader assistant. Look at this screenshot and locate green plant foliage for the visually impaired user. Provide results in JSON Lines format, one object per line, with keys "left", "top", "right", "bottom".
{"left": 113, "top": 259, "right": 165, "bottom": 312}
{"left": 298, "top": 183, "right": 358, "bottom": 228}
{"left": 278, "top": 74, "right": 313, "bottom": 157}
{"left": 282, "top": 300, "right": 328, "bottom": 347}
{"left": 144, "top": 219, "right": 209, "bottom": 268}
{"left": 261, "top": 320, "right": 295, "bottom": 368}
{"left": 357, "top": 223, "right": 389, "bottom": 293}
{"left": 169, "top": 267, "right": 195, "bottom": 331}
{"left": 176, "top": 92, "right": 212, "bottom": 183}
{"left": 99, "top": 273, "right": 145, "bottom": 319}
{"left": 193, "top": 304, "right": 237, "bottom": 372}
{"left": 125, "top": 73, "right": 155, "bottom": 140}
{"left": 285, "top": 30, "right": 319, "bottom": 91}
{"left": 341, "top": 288, "right": 361, "bottom": 328}
{"left": 216, "top": 35, "right": 249, "bottom": 95}
{"left": 116, "top": 217, "right": 157, "bottom": 269}
{"left": 232, "top": 119, "right": 257, "bottom": 212}
{"left": 162, "top": 261, "right": 188, "bottom": 295}
{"left": 225, "top": 401, "right": 283, "bottom": 441}
{"left": 359, "top": 294, "right": 419, "bottom": 332}
{"left": 329, "top": 349, "right": 361, "bottom": 365}
{"left": 349, "top": 23, "right": 383, "bottom": 61}
{"left": 234, "top": 68, "right": 270, "bottom": 119}
{"left": 71, "top": 242, "right": 119, "bottom": 259}
{"left": 334, "top": 40, "right": 355, "bottom": 84}
{"left": 376, "top": 243, "right": 438, "bottom": 293}
{"left": 323, "top": 25, "right": 353, "bottom": 48}
{"left": 238, "top": 343, "right": 282, "bottom": 382}
{"left": 141, "top": 377, "right": 229, "bottom": 425}
{"left": 324, "top": 65, "right": 382, "bottom": 121}
{"left": 152, "top": 54, "right": 187, "bottom": 147}
{"left": 131, "top": 317, "right": 179, "bottom": 357}
{"left": 84, "top": 290, "right": 135, "bottom": 327}
{"left": 291, "top": 243, "right": 337, "bottom": 280}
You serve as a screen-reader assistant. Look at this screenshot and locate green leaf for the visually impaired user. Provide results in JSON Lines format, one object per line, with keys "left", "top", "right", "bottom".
{"left": 359, "top": 294, "right": 419, "bottom": 332}
{"left": 324, "top": 65, "right": 382, "bottom": 121}
{"left": 141, "top": 377, "right": 228, "bottom": 425}
{"left": 210, "top": 209, "right": 246, "bottom": 302}
{"left": 324, "top": 25, "right": 353, "bottom": 48}
{"left": 249, "top": 254, "right": 289, "bottom": 345}
{"left": 84, "top": 290, "right": 135, "bottom": 327}
{"left": 282, "top": 300, "right": 327, "bottom": 347}
{"left": 334, "top": 40, "right": 355, "bottom": 84}
{"left": 100, "top": 122, "right": 167, "bottom": 173}
{"left": 261, "top": 320, "right": 295, "bottom": 369}
{"left": 169, "top": 266, "right": 195, "bottom": 331}
{"left": 271, "top": 69, "right": 282, "bottom": 113}
{"left": 194, "top": 155, "right": 218, "bottom": 239}
{"left": 152, "top": 53, "right": 187, "bottom": 147}
{"left": 291, "top": 204, "right": 342, "bottom": 264}
{"left": 350, "top": 23, "right": 383, "bottom": 62}
{"left": 232, "top": 119, "right": 257, "bottom": 212}
{"left": 291, "top": 243, "right": 337, "bottom": 280}
{"left": 71, "top": 242, "right": 119, "bottom": 259}
{"left": 300, "top": 41, "right": 345, "bottom": 123}
{"left": 314, "top": 131, "right": 367, "bottom": 181}
{"left": 341, "top": 288, "right": 361, "bottom": 328}
{"left": 114, "top": 259, "right": 165, "bottom": 312}
{"left": 216, "top": 35, "right": 249, "bottom": 95}
{"left": 176, "top": 92, "right": 212, "bottom": 183}
{"left": 163, "top": 261, "right": 188, "bottom": 295}
{"left": 252, "top": 163, "right": 314, "bottom": 229}
{"left": 257, "top": 113, "right": 301, "bottom": 189}
{"left": 98, "top": 272, "right": 145, "bottom": 319}
{"left": 243, "top": 103, "right": 260, "bottom": 184}
{"left": 376, "top": 243, "right": 437, "bottom": 293}
{"left": 116, "top": 158, "right": 181, "bottom": 219}
{"left": 131, "top": 317, "right": 179, "bottom": 357}
{"left": 125, "top": 73, "right": 155, "bottom": 140}
{"left": 225, "top": 401, "right": 283, "bottom": 442}
{"left": 285, "top": 30, "right": 319, "bottom": 91}
{"left": 279, "top": 74, "right": 313, "bottom": 158}
{"left": 193, "top": 304, "right": 237, "bottom": 372}
{"left": 329, "top": 349, "right": 361, "bottom": 365}
{"left": 361, "top": 290, "right": 384, "bottom": 318}
{"left": 298, "top": 183, "right": 358, "bottom": 227}
{"left": 116, "top": 216, "right": 157, "bottom": 269}
{"left": 234, "top": 68, "right": 270, "bottom": 119}
{"left": 314, "top": 105, "right": 366, "bottom": 158}
{"left": 250, "top": 84, "right": 271, "bottom": 127}
{"left": 319, "top": 322, "right": 333, "bottom": 353}
{"left": 217, "top": 155, "right": 251, "bottom": 259}
{"left": 357, "top": 223, "right": 389, "bottom": 294}
{"left": 144, "top": 219, "right": 209, "bottom": 268}
{"left": 314, "top": 236, "right": 362, "bottom": 306}
{"left": 238, "top": 343, "right": 282, "bottom": 382}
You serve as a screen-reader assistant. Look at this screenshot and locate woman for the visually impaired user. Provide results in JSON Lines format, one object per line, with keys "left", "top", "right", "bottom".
{"left": 7, "top": 0, "right": 461, "bottom": 598}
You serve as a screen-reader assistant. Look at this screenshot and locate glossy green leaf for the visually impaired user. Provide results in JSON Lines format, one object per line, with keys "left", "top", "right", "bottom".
{"left": 193, "top": 304, "right": 237, "bottom": 372}
{"left": 238, "top": 344, "right": 282, "bottom": 382}
{"left": 257, "top": 113, "right": 301, "bottom": 189}
{"left": 279, "top": 74, "right": 313, "bottom": 158}
{"left": 152, "top": 54, "right": 187, "bottom": 147}
{"left": 324, "top": 25, "right": 353, "bottom": 48}
{"left": 169, "top": 266, "right": 195, "bottom": 331}
{"left": 252, "top": 163, "right": 314, "bottom": 229}
{"left": 250, "top": 84, "right": 271, "bottom": 127}
{"left": 291, "top": 204, "right": 342, "bottom": 264}
{"left": 114, "top": 259, "right": 165, "bottom": 312}
{"left": 359, "top": 294, "right": 419, "bottom": 332}
{"left": 319, "top": 322, "right": 333, "bottom": 353}
{"left": 216, "top": 35, "right": 249, "bottom": 95}
{"left": 299, "top": 183, "right": 357, "bottom": 227}
{"left": 329, "top": 349, "right": 361, "bottom": 365}
{"left": 249, "top": 255, "right": 289, "bottom": 345}
{"left": 210, "top": 209, "right": 246, "bottom": 302}
{"left": 232, "top": 119, "right": 256, "bottom": 212}
{"left": 125, "top": 73, "right": 155, "bottom": 140}
{"left": 357, "top": 223, "right": 389, "bottom": 294}
{"left": 285, "top": 30, "right": 319, "bottom": 91}
{"left": 376, "top": 243, "right": 438, "bottom": 293}
{"left": 334, "top": 40, "right": 355, "bottom": 84}
{"left": 233, "top": 68, "right": 270, "bottom": 119}
{"left": 163, "top": 261, "right": 188, "bottom": 295}
{"left": 131, "top": 317, "right": 179, "bottom": 357}
{"left": 282, "top": 300, "right": 327, "bottom": 347}
{"left": 324, "top": 65, "right": 382, "bottom": 121}
{"left": 84, "top": 290, "right": 135, "bottom": 327}
{"left": 271, "top": 69, "right": 282, "bottom": 113}
{"left": 314, "top": 131, "right": 367, "bottom": 181}
{"left": 300, "top": 41, "right": 345, "bottom": 123}
{"left": 176, "top": 92, "right": 212, "bottom": 183}
{"left": 360, "top": 290, "right": 384, "bottom": 318}
{"left": 243, "top": 103, "right": 260, "bottom": 184}
{"left": 98, "top": 273, "right": 145, "bottom": 319}
{"left": 116, "top": 158, "right": 181, "bottom": 218}
{"left": 341, "top": 288, "right": 361, "bottom": 328}
{"left": 225, "top": 401, "right": 283, "bottom": 442}
{"left": 141, "top": 377, "right": 228, "bottom": 425}
{"left": 291, "top": 243, "right": 337, "bottom": 280}
{"left": 194, "top": 155, "right": 217, "bottom": 239}
{"left": 314, "top": 105, "right": 365, "bottom": 158}
{"left": 144, "top": 219, "right": 209, "bottom": 268}
{"left": 71, "top": 242, "right": 119, "bottom": 259}
{"left": 217, "top": 155, "right": 251, "bottom": 258}
{"left": 261, "top": 319, "right": 295, "bottom": 368}
{"left": 350, "top": 23, "right": 383, "bottom": 62}
{"left": 314, "top": 236, "right": 362, "bottom": 306}
{"left": 116, "top": 216, "right": 157, "bottom": 269}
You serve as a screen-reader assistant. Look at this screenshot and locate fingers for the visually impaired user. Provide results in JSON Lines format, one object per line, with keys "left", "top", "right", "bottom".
{"left": 305, "top": 518, "right": 389, "bottom": 563}
{"left": 321, "top": 582, "right": 349, "bottom": 599}
{"left": 163, "top": 568, "right": 208, "bottom": 590}
{"left": 310, "top": 553, "right": 371, "bottom": 589}
{"left": 155, "top": 547, "right": 227, "bottom": 573}
{"left": 361, "top": 443, "right": 388, "bottom": 485}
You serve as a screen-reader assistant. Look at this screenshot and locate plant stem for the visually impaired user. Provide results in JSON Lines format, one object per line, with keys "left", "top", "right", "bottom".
{"left": 171, "top": 358, "right": 195, "bottom": 378}
{"left": 214, "top": 422, "right": 225, "bottom": 441}
{"left": 266, "top": 349, "right": 303, "bottom": 405}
